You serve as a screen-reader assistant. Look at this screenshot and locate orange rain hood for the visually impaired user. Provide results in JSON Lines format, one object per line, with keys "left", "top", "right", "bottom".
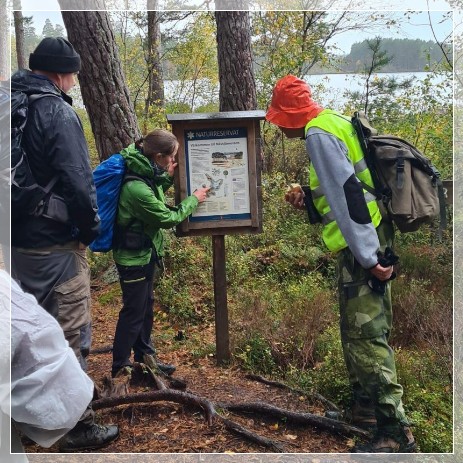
{"left": 266, "top": 75, "right": 324, "bottom": 129}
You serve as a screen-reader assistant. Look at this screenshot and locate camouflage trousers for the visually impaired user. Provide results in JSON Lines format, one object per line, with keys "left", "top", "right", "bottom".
{"left": 337, "top": 221, "right": 409, "bottom": 428}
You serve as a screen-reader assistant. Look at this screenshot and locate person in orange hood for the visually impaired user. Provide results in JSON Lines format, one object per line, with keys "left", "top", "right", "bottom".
{"left": 266, "top": 75, "right": 415, "bottom": 454}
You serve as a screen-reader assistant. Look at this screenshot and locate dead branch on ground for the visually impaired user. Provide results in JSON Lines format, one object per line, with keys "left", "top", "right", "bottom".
{"left": 245, "top": 373, "right": 341, "bottom": 412}
{"left": 94, "top": 363, "right": 286, "bottom": 451}
{"left": 218, "top": 401, "right": 370, "bottom": 439}
{"left": 93, "top": 363, "right": 369, "bottom": 452}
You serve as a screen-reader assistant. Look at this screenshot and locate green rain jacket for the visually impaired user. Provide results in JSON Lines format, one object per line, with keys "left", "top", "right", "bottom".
{"left": 112, "top": 144, "right": 199, "bottom": 266}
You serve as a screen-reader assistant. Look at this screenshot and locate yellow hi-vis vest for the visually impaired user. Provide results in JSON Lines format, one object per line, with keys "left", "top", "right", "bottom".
{"left": 305, "top": 109, "right": 382, "bottom": 252}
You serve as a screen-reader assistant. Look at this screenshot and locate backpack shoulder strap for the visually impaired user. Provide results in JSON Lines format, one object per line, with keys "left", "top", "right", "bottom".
{"left": 27, "top": 92, "right": 60, "bottom": 107}
{"left": 119, "top": 172, "right": 154, "bottom": 230}
{"left": 355, "top": 111, "right": 378, "bottom": 137}
{"left": 124, "top": 171, "right": 154, "bottom": 189}
{"left": 351, "top": 112, "right": 382, "bottom": 198}
{"left": 28, "top": 93, "right": 54, "bottom": 103}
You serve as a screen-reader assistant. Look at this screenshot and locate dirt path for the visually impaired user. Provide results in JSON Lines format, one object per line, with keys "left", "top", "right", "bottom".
{"left": 24, "top": 282, "right": 354, "bottom": 454}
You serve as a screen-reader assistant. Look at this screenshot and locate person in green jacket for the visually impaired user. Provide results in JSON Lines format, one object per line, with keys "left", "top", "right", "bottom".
{"left": 111, "top": 129, "right": 209, "bottom": 378}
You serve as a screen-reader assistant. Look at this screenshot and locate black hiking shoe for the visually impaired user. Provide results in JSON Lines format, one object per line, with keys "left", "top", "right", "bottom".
{"left": 352, "top": 426, "right": 416, "bottom": 453}
{"left": 58, "top": 423, "right": 119, "bottom": 452}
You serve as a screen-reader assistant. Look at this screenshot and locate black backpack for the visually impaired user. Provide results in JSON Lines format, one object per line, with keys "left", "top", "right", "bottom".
{"left": 11, "top": 91, "right": 62, "bottom": 223}
{"left": 351, "top": 112, "right": 447, "bottom": 233}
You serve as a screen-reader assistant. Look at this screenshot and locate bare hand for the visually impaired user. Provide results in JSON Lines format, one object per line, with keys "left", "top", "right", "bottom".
{"left": 193, "top": 187, "right": 210, "bottom": 203}
{"left": 370, "top": 263, "right": 394, "bottom": 281}
{"left": 285, "top": 184, "right": 306, "bottom": 210}
{"left": 167, "top": 161, "right": 178, "bottom": 177}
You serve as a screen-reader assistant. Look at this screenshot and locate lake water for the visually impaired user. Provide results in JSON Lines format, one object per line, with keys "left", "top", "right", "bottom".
{"left": 303, "top": 72, "right": 451, "bottom": 110}
{"left": 164, "top": 71, "right": 451, "bottom": 112}
{"left": 70, "top": 72, "right": 451, "bottom": 112}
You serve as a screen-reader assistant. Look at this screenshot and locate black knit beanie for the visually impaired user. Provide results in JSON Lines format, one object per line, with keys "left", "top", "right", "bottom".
{"left": 29, "top": 37, "right": 81, "bottom": 74}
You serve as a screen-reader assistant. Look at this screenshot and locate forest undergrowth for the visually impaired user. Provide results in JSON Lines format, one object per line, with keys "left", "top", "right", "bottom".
{"left": 89, "top": 172, "right": 453, "bottom": 453}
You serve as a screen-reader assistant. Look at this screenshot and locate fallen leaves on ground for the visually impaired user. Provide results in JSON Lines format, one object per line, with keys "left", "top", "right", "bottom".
{"left": 24, "top": 282, "right": 354, "bottom": 454}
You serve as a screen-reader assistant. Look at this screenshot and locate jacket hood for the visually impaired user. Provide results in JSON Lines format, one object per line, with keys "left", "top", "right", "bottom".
{"left": 120, "top": 144, "right": 155, "bottom": 179}
{"left": 11, "top": 70, "right": 60, "bottom": 95}
{"left": 11, "top": 70, "right": 69, "bottom": 103}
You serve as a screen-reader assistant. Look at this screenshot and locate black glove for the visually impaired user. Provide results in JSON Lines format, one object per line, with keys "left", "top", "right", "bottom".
{"left": 368, "top": 247, "right": 399, "bottom": 295}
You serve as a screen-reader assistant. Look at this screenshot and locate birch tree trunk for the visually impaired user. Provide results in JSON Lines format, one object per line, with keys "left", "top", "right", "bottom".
{"left": 59, "top": 7, "right": 141, "bottom": 160}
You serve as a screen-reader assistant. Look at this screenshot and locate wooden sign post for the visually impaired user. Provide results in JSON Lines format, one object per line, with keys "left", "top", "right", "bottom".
{"left": 167, "top": 111, "right": 265, "bottom": 364}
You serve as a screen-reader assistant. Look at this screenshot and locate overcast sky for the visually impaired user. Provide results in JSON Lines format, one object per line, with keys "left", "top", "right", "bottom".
{"left": 18, "top": 0, "right": 457, "bottom": 11}
{"left": 17, "top": 4, "right": 453, "bottom": 58}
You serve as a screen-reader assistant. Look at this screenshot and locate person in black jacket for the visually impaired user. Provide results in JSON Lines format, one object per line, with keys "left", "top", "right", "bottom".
{"left": 10, "top": 37, "right": 118, "bottom": 452}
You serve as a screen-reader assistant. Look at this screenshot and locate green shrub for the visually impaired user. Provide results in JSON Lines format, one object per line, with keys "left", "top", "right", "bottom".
{"left": 309, "top": 324, "right": 351, "bottom": 406}
{"left": 231, "top": 273, "right": 337, "bottom": 372}
{"left": 96, "top": 284, "right": 121, "bottom": 309}
{"left": 235, "top": 333, "right": 279, "bottom": 376}
{"left": 76, "top": 108, "right": 99, "bottom": 167}
{"left": 396, "top": 348, "right": 453, "bottom": 453}
{"left": 87, "top": 250, "right": 115, "bottom": 279}
{"left": 156, "top": 232, "right": 214, "bottom": 323}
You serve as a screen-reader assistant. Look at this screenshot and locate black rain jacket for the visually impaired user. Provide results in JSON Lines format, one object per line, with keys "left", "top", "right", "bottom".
{"left": 11, "top": 70, "right": 100, "bottom": 247}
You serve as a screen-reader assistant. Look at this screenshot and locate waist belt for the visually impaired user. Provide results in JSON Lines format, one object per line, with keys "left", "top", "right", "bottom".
{"left": 14, "top": 240, "right": 81, "bottom": 254}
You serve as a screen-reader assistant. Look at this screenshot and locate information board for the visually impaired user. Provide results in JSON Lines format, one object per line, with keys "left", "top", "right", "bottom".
{"left": 185, "top": 127, "right": 250, "bottom": 221}
{"left": 167, "top": 111, "right": 265, "bottom": 236}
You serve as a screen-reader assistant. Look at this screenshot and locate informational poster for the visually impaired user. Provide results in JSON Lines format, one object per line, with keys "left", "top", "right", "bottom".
{"left": 184, "top": 127, "right": 251, "bottom": 221}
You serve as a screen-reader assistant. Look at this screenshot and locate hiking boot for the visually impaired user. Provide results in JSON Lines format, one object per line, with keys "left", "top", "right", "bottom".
{"left": 58, "top": 422, "right": 119, "bottom": 452}
{"left": 325, "top": 401, "right": 377, "bottom": 432}
{"left": 111, "top": 365, "right": 133, "bottom": 379}
{"left": 142, "top": 353, "right": 176, "bottom": 376}
{"left": 352, "top": 426, "right": 416, "bottom": 453}
{"left": 114, "top": 366, "right": 133, "bottom": 378}
{"left": 156, "top": 362, "right": 176, "bottom": 376}
{"left": 347, "top": 401, "right": 377, "bottom": 431}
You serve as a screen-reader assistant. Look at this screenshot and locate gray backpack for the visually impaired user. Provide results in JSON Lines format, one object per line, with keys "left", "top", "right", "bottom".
{"left": 352, "top": 111, "right": 447, "bottom": 233}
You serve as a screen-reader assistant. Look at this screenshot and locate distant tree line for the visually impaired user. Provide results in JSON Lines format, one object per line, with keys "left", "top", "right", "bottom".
{"left": 341, "top": 38, "right": 451, "bottom": 73}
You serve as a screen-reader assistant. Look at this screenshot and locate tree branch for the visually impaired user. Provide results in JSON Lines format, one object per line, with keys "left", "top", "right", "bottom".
{"left": 245, "top": 373, "right": 341, "bottom": 412}
{"left": 218, "top": 401, "right": 371, "bottom": 439}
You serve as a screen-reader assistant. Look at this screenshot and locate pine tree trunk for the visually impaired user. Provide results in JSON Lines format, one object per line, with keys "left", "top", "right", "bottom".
{"left": 13, "top": 0, "right": 27, "bottom": 71}
{"left": 215, "top": 6, "right": 256, "bottom": 111}
{"left": 145, "top": 7, "right": 165, "bottom": 114}
{"left": 58, "top": 0, "right": 106, "bottom": 9}
{"left": 59, "top": 8, "right": 141, "bottom": 160}
{"left": 215, "top": 0, "right": 249, "bottom": 10}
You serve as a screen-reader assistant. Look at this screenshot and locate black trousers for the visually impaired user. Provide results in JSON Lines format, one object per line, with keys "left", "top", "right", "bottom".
{"left": 112, "top": 253, "right": 157, "bottom": 376}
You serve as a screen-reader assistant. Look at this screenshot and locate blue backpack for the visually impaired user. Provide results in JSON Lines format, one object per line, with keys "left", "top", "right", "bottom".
{"left": 89, "top": 154, "right": 126, "bottom": 252}
{"left": 90, "top": 154, "right": 154, "bottom": 252}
